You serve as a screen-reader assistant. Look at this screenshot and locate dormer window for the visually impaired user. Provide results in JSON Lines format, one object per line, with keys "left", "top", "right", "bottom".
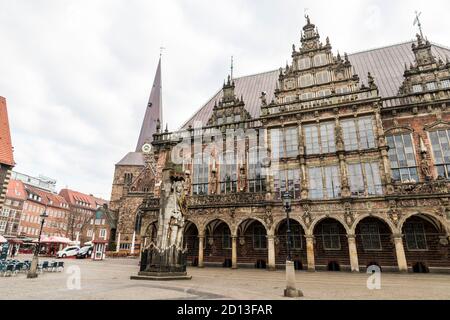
{"left": 426, "top": 82, "right": 437, "bottom": 91}
{"left": 313, "top": 53, "right": 327, "bottom": 67}
{"left": 412, "top": 84, "right": 423, "bottom": 93}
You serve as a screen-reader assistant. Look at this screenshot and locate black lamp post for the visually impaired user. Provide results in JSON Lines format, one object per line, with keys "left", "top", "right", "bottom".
{"left": 27, "top": 209, "right": 48, "bottom": 279}
{"left": 282, "top": 191, "right": 293, "bottom": 261}
{"left": 281, "top": 191, "right": 302, "bottom": 297}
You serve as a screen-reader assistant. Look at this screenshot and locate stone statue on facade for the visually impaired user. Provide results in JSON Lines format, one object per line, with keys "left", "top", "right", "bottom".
{"left": 210, "top": 168, "right": 218, "bottom": 195}
{"left": 183, "top": 170, "right": 192, "bottom": 195}
{"left": 239, "top": 165, "right": 247, "bottom": 192}
{"left": 420, "top": 157, "right": 432, "bottom": 181}
{"left": 260, "top": 91, "right": 267, "bottom": 106}
{"left": 335, "top": 122, "right": 344, "bottom": 151}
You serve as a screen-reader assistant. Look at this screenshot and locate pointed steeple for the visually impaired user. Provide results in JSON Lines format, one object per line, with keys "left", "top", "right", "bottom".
{"left": 135, "top": 58, "right": 163, "bottom": 152}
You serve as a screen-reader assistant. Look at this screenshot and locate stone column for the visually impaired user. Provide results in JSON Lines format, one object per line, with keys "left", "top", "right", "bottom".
{"left": 116, "top": 232, "right": 121, "bottom": 253}
{"left": 347, "top": 234, "right": 360, "bottom": 272}
{"left": 267, "top": 235, "right": 276, "bottom": 271}
{"left": 198, "top": 235, "right": 205, "bottom": 268}
{"left": 305, "top": 235, "right": 315, "bottom": 271}
{"left": 231, "top": 235, "right": 237, "bottom": 269}
{"left": 130, "top": 231, "right": 136, "bottom": 255}
{"left": 393, "top": 234, "right": 408, "bottom": 272}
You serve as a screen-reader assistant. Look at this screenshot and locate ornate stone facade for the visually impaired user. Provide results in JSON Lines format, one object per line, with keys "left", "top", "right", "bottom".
{"left": 111, "top": 16, "right": 450, "bottom": 272}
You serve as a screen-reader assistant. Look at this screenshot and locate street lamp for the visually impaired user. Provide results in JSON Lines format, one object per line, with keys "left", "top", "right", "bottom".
{"left": 27, "top": 209, "right": 48, "bottom": 279}
{"left": 282, "top": 191, "right": 303, "bottom": 298}
{"left": 282, "top": 192, "right": 293, "bottom": 262}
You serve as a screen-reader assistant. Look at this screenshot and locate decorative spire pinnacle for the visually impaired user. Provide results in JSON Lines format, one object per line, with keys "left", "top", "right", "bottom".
{"left": 230, "top": 55, "right": 234, "bottom": 80}
{"left": 413, "top": 11, "right": 424, "bottom": 39}
{"left": 136, "top": 57, "right": 163, "bottom": 152}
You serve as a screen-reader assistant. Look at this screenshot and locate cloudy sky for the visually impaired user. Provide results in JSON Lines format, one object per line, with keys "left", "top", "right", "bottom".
{"left": 0, "top": 0, "right": 449, "bottom": 199}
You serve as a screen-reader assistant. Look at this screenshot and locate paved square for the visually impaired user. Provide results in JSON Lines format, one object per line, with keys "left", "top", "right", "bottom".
{"left": 2, "top": 257, "right": 450, "bottom": 300}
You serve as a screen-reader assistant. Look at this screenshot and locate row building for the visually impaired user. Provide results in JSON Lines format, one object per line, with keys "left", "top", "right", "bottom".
{"left": 0, "top": 172, "right": 114, "bottom": 249}
{"left": 110, "top": 16, "right": 450, "bottom": 273}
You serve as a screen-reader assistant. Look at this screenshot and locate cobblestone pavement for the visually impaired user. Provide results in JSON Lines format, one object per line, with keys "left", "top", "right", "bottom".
{"left": 1, "top": 257, "right": 450, "bottom": 300}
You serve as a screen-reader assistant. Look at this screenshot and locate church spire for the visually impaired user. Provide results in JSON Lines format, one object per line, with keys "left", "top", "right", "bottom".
{"left": 135, "top": 57, "right": 163, "bottom": 152}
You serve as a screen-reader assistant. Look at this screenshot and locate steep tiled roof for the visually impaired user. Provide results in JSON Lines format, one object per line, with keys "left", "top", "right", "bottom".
{"left": 116, "top": 152, "right": 145, "bottom": 166}
{"left": 59, "top": 188, "right": 108, "bottom": 209}
{"left": 24, "top": 183, "right": 69, "bottom": 209}
{"left": 117, "top": 40, "right": 450, "bottom": 167}
{"left": 0, "top": 97, "right": 14, "bottom": 166}
{"left": 6, "top": 179, "right": 26, "bottom": 201}
{"left": 181, "top": 41, "right": 450, "bottom": 129}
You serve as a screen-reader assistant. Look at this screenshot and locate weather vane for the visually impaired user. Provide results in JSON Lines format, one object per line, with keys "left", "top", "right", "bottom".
{"left": 160, "top": 46, "right": 165, "bottom": 57}
{"left": 304, "top": 8, "right": 309, "bottom": 21}
{"left": 414, "top": 11, "right": 424, "bottom": 38}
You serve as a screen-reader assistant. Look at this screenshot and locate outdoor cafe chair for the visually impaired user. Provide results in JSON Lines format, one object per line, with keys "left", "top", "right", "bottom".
{"left": 56, "top": 261, "right": 64, "bottom": 272}
{"left": 12, "top": 263, "right": 22, "bottom": 275}
{"left": 49, "top": 261, "right": 58, "bottom": 272}
{"left": 4, "top": 264, "right": 14, "bottom": 277}
{"left": 0, "top": 264, "right": 6, "bottom": 276}
{"left": 42, "top": 261, "right": 49, "bottom": 271}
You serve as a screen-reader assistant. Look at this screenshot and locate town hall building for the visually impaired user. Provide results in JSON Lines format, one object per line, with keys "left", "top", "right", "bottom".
{"left": 110, "top": 16, "right": 450, "bottom": 273}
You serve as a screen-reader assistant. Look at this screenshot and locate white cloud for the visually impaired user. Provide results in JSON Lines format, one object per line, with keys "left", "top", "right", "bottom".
{"left": 0, "top": 0, "right": 449, "bottom": 199}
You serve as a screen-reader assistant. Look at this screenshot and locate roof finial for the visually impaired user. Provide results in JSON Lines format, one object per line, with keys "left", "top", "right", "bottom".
{"left": 413, "top": 11, "right": 424, "bottom": 39}
{"left": 230, "top": 56, "right": 234, "bottom": 80}
{"left": 304, "top": 8, "right": 310, "bottom": 25}
{"left": 160, "top": 46, "right": 165, "bottom": 58}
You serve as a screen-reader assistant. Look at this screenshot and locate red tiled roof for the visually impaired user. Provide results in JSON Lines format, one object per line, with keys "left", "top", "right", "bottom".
{"left": 5, "top": 179, "right": 27, "bottom": 201}
{"left": 59, "top": 188, "right": 108, "bottom": 209}
{"left": 0, "top": 97, "right": 14, "bottom": 166}
{"left": 24, "top": 183, "right": 69, "bottom": 209}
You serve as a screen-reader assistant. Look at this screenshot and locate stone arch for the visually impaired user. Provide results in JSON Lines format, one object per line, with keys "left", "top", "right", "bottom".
{"left": 184, "top": 220, "right": 199, "bottom": 266}
{"left": 203, "top": 218, "right": 233, "bottom": 236}
{"left": 400, "top": 211, "right": 450, "bottom": 271}
{"left": 350, "top": 213, "right": 397, "bottom": 235}
{"left": 236, "top": 218, "right": 269, "bottom": 268}
{"left": 275, "top": 218, "right": 307, "bottom": 270}
{"left": 309, "top": 215, "right": 350, "bottom": 236}
{"left": 234, "top": 216, "right": 268, "bottom": 236}
{"left": 312, "top": 216, "right": 351, "bottom": 271}
{"left": 398, "top": 212, "right": 448, "bottom": 234}
{"left": 354, "top": 215, "right": 397, "bottom": 271}
{"left": 202, "top": 219, "right": 233, "bottom": 267}
{"left": 273, "top": 215, "right": 307, "bottom": 236}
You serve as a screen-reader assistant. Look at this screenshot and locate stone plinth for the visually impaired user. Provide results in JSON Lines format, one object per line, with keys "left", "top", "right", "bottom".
{"left": 131, "top": 271, "right": 192, "bottom": 281}
{"left": 284, "top": 260, "right": 303, "bottom": 298}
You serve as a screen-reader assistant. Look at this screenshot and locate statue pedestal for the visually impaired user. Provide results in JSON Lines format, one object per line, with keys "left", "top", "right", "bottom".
{"left": 130, "top": 245, "right": 192, "bottom": 281}
{"left": 131, "top": 271, "right": 192, "bottom": 281}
